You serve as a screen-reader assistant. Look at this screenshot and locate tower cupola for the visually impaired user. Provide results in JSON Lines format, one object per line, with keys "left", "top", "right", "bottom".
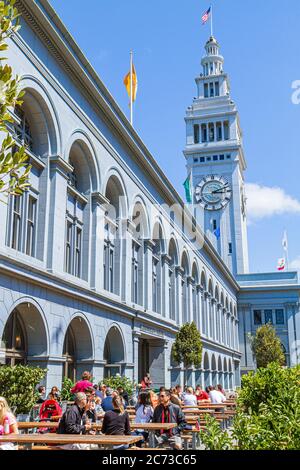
{"left": 201, "top": 36, "right": 224, "bottom": 76}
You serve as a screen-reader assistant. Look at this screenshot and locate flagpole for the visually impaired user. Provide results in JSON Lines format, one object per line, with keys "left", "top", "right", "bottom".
{"left": 284, "top": 230, "right": 289, "bottom": 271}
{"left": 130, "top": 51, "right": 133, "bottom": 126}
{"left": 210, "top": 4, "right": 213, "bottom": 37}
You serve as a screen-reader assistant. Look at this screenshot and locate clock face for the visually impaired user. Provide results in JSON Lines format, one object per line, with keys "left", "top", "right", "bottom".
{"left": 195, "top": 175, "right": 232, "bottom": 211}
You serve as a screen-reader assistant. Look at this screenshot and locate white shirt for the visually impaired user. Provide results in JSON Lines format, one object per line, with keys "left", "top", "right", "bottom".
{"left": 135, "top": 404, "right": 154, "bottom": 430}
{"left": 209, "top": 390, "right": 226, "bottom": 404}
{"left": 183, "top": 393, "right": 197, "bottom": 407}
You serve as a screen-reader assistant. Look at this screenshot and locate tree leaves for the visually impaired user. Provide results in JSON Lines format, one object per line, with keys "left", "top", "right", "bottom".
{"left": 0, "top": 0, "right": 31, "bottom": 197}
{"left": 0, "top": 365, "right": 47, "bottom": 414}
{"left": 249, "top": 324, "right": 285, "bottom": 369}
{"left": 172, "top": 322, "right": 203, "bottom": 369}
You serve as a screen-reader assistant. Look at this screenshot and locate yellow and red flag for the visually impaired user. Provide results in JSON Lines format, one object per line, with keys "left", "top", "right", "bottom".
{"left": 123, "top": 63, "right": 138, "bottom": 102}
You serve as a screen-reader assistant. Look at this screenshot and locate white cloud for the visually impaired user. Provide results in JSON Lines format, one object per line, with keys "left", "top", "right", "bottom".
{"left": 290, "top": 256, "right": 300, "bottom": 271}
{"left": 245, "top": 183, "right": 300, "bottom": 222}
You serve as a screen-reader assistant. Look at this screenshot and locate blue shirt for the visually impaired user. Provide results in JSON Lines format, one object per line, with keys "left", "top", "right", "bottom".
{"left": 101, "top": 396, "right": 114, "bottom": 412}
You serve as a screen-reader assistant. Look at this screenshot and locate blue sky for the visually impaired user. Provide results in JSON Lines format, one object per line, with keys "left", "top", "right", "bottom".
{"left": 49, "top": 0, "right": 300, "bottom": 274}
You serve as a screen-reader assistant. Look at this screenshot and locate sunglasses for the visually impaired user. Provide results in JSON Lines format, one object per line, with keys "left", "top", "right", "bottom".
{"left": 159, "top": 394, "right": 167, "bottom": 398}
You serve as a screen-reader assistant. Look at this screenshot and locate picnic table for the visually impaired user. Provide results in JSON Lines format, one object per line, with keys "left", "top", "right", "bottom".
{"left": 16, "top": 422, "right": 177, "bottom": 449}
{"left": 0, "top": 433, "right": 143, "bottom": 450}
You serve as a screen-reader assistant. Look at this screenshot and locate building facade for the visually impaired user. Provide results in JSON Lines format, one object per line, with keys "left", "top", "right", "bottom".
{"left": 0, "top": 0, "right": 299, "bottom": 391}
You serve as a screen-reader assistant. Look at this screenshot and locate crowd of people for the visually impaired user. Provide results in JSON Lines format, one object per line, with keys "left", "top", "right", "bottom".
{"left": 0, "top": 370, "right": 232, "bottom": 450}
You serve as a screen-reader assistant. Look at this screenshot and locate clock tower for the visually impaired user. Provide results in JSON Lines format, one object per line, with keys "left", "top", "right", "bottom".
{"left": 184, "top": 36, "right": 249, "bottom": 275}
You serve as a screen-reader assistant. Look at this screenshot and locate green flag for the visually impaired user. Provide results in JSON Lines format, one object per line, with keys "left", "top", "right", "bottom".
{"left": 183, "top": 175, "right": 192, "bottom": 203}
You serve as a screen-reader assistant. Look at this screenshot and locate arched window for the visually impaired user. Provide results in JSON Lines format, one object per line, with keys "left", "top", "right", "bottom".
{"left": 192, "top": 263, "right": 200, "bottom": 330}
{"left": 62, "top": 326, "right": 76, "bottom": 382}
{"left": 14, "top": 105, "right": 34, "bottom": 151}
{"left": 2, "top": 310, "right": 27, "bottom": 366}
{"left": 103, "top": 326, "right": 125, "bottom": 378}
{"left": 201, "top": 271, "right": 207, "bottom": 335}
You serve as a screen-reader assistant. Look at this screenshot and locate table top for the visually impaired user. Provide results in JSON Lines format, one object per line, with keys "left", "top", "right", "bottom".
{"left": 18, "top": 422, "right": 59, "bottom": 429}
{"left": 183, "top": 404, "right": 227, "bottom": 409}
{"left": 0, "top": 434, "right": 143, "bottom": 445}
{"left": 17, "top": 421, "right": 177, "bottom": 432}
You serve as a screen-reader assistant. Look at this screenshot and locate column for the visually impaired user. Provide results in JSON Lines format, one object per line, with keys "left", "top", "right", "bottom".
{"left": 187, "top": 276, "right": 194, "bottom": 324}
{"left": 133, "top": 333, "right": 140, "bottom": 385}
{"left": 214, "top": 122, "right": 217, "bottom": 142}
{"left": 286, "top": 303, "right": 299, "bottom": 366}
{"left": 205, "top": 292, "right": 210, "bottom": 337}
{"left": 198, "top": 286, "right": 203, "bottom": 335}
{"left": 212, "top": 298, "right": 217, "bottom": 341}
{"left": 176, "top": 267, "right": 184, "bottom": 326}
{"left": 162, "top": 254, "right": 171, "bottom": 318}
{"left": 144, "top": 239, "right": 155, "bottom": 311}
{"left": 90, "top": 192, "right": 109, "bottom": 291}
{"left": 47, "top": 156, "right": 73, "bottom": 274}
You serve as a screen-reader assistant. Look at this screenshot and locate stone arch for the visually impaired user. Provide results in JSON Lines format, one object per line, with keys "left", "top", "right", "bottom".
{"left": 66, "top": 131, "right": 100, "bottom": 194}
{"left": 208, "top": 278, "right": 213, "bottom": 296}
{"left": 168, "top": 237, "right": 179, "bottom": 266}
{"left": 181, "top": 250, "right": 190, "bottom": 276}
{"left": 203, "top": 351, "right": 210, "bottom": 388}
{"left": 103, "top": 168, "right": 128, "bottom": 220}
{"left": 211, "top": 354, "right": 217, "bottom": 385}
{"left": 200, "top": 270, "right": 207, "bottom": 290}
{"left": 1, "top": 299, "right": 49, "bottom": 365}
{"left": 103, "top": 324, "right": 126, "bottom": 377}
{"left": 152, "top": 220, "right": 166, "bottom": 254}
{"left": 131, "top": 196, "right": 150, "bottom": 239}
{"left": 192, "top": 261, "right": 200, "bottom": 284}
{"left": 19, "top": 75, "right": 61, "bottom": 156}
{"left": 62, "top": 314, "right": 94, "bottom": 382}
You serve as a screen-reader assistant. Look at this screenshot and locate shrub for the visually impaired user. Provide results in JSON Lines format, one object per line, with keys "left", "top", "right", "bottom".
{"left": 172, "top": 322, "right": 203, "bottom": 384}
{"left": 248, "top": 323, "right": 285, "bottom": 368}
{"left": 101, "top": 375, "right": 135, "bottom": 397}
{"left": 60, "top": 377, "right": 75, "bottom": 402}
{"left": 199, "top": 415, "right": 233, "bottom": 450}
{"left": 0, "top": 365, "right": 46, "bottom": 414}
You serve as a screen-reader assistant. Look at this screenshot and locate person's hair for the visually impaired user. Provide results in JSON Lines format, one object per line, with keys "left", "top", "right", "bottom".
{"left": 0, "top": 397, "right": 13, "bottom": 423}
{"left": 38, "top": 386, "right": 45, "bottom": 393}
{"left": 93, "top": 384, "right": 98, "bottom": 390}
{"left": 217, "top": 384, "right": 223, "bottom": 391}
{"left": 112, "top": 395, "right": 125, "bottom": 415}
{"left": 159, "top": 390, "right": 170, "bottom": 398}
{"left": 85, "top": 386, "right": 95, "bottom": 395}
{"left": 138, "top": 392, "right": 151, "bottom": 410}
{"left": 82, "top": 371, "right": 91, "bottom": 381}
{"left": 175, "top": 384, "right": 181, "bottom": 389}
{"left": 205, "top": 386, "right": 210, "bottom": 394}
{"left": 187, "top": 386, "right": 194, "bottom": 394}
{"left": 47, "top": 393, "right": 55, "bottom": 401}
{"left": 169, "top": 387, "right": 176, "bottom": 394}
{"left": 159, "top": 386, "right": 166, "bottom": 393}
{"left": 75, "top": 392, "right": 87, "bottom": 405}
{"left": 195, "top": 385, "right": 201, "bottom": 390}
{"left": 51, "top": 386, "right": 58, "bottom": 392}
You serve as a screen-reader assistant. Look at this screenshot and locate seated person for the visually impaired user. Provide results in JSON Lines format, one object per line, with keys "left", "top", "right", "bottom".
{"left": 133, "top": 392, "right": 153, "bottom": 446}
{"left": 183, "top": 386, "right": 198, "bottom": 409}
{"left": 102, "top": 395, "right": 131, "bottom": 450}
{"left": 101, "top": 388, "right": 115, "bottom": 412}
{"left": 152, "top": 390, "right": 186, "bottom": 450}
{"left": 195, "top": 385, "right": 209, "bottom": 402}
{"left": 57, "top": 392, "right": 93, "bottom": 450}
{"left": 0, "top": 397, "right": 18, "bottom": 451}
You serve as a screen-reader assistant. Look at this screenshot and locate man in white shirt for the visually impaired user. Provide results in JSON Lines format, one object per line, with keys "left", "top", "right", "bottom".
{"left": 209, "top": 387, "right": 226, "bottom": 404}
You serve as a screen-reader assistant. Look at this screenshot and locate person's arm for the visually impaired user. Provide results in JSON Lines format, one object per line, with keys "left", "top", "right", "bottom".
{"left": 124, "top": 413, "right": 131, "bottom": 435}
{"left": 101, "top": 414, "right": 108, "bottom": 434}
{"left": 70, "top": 383, "right": 78, "bottom": 394}
{"left": 176, "top": 407, "right": 187, "bottom": 432}
{"left": 11, "top": 422, "right": 18, "bottom": 434}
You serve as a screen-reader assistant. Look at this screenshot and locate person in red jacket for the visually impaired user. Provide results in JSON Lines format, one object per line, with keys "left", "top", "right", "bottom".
{"left": 39, "top": 393, "right": 62, "bottom": 433}
{"left": 70, "top": 371, "right": 93, "bottom": 394}
{"left": 195, "top": 385, "right": 209, "bottom": 402}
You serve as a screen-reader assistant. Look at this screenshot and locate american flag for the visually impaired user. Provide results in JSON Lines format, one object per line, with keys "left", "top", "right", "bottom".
{"left": 202, "top": 6, "right": 211, "bottom": 25}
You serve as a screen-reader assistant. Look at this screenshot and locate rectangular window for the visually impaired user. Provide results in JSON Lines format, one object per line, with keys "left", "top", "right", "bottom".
{"left": 11, "top": 196, "right": 22, "bottom": 251}
{"left": 131, "top": 242, "right": 139, "bottom": 304}
{"left": 109, "top": 247, "right": 114, "bottom": 292}
{"left": 219, "top": 155, "right": 225, "bottom": 161}
{"left": 204, "top": 83, "right": 209, "bottom": 98}
{"left": 254, "top": 310, "right": 262, "bottom": 325}
{"left": 75, "top": 227, "right": 82, "bottom": 277}
{"left": 224, "top": 121, "right": 230, "bottom": 140}
{"left": 275, "top": 309, "right": 284, "bottom": 325}
{"left": 209, "top": 123, "right": 215, "bottom": 142}
{"left": 26, "top": 196, "right": 37, "bottom": 257}
{"left": 216, "top": 122, "right": 222, "bottom": 141}
{"left": 213, "top": 155, "right": 218, "bottom": 161}
{"left": 228, "top": 243, "right": 232, "bottom": 254}
{"left": 215, "top": 82, "right": 220, "bottom": 96}
{"left": 152, "top": 259, "right": 158, "bottom": 312}
{"left": 65, "top": 221, "right": 73, "bottom": 274}
{"left": 200, "top": 157, "right": 205, "bottom": 163}
{"left": 194, "top": 124, "right": 200, "bottom": 144}
{"left": 210, "top": 82, "right": 214, "bottom": 97}
{"left": 213, "top": 220, "right": 217, "bottom": 231}
{"left": 201, "top": 124, "right": 207, "bottom": 142}
{"left": 264, "top": 309, "right": 273, "bottom": 324}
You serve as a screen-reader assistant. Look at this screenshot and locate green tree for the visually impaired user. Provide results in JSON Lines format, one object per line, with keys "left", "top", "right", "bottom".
{"left": 0, "top": 0, "right": 31, "bottom": 198}
{"left": 249, "top": 323, "right": 285, "bottom": 369}
{"left": 0, "top": 365, "right": 46, "bottom": 414}
{"left": 172, "top": 322, "right": 203, "bottom": 385}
